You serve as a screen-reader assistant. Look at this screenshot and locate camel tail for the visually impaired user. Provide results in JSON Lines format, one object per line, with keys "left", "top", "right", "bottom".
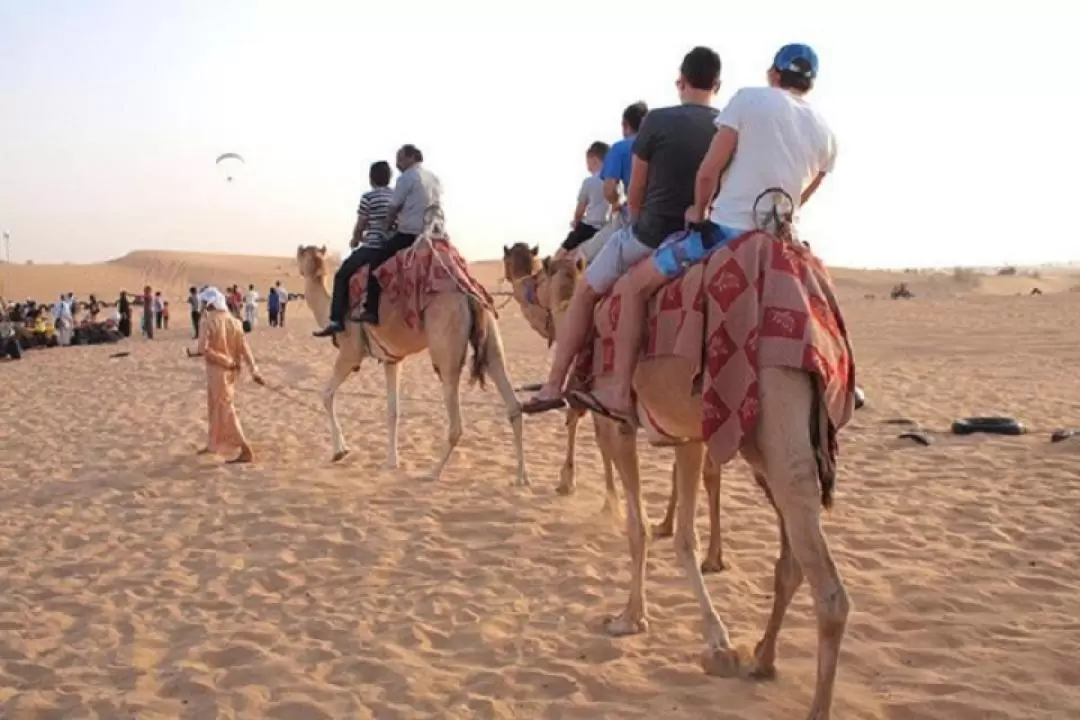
{"left": 466, "top": 295, "right": 490, "bottom": 389}
{"left": 809, "top": 377, "right": 837, "bottom": 510}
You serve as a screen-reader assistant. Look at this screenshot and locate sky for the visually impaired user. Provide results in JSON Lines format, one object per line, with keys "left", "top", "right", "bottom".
{"left": 0, "top": 0, "right": 1077, "bottom": 269}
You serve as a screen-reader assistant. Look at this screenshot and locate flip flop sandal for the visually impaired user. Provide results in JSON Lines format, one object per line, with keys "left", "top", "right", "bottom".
{"left": 521, "top": 396, "right": 567, "bottom": 415}
{"left": 565, "top": 389, "right": 635, "bottom": 426}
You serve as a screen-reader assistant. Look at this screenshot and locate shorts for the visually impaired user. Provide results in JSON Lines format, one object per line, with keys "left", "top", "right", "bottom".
{"left": 584, "top": 224, "right": 653, "bottom": 294}
{"left": 577, "top": 210, "right": 627, "bottom": 264}
{"left": 652, "top": 221, "right": 747, "bottom": 280}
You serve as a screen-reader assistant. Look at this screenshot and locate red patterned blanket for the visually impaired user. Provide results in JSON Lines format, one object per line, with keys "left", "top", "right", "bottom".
{"left": 572, "top": 231, "right": 855, "bottom": 465}
{"left": 348, "top": 235, "right": 495, "bottom": 329}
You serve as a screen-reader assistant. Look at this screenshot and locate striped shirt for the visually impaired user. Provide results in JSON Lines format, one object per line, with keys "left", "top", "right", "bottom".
{"left": 358, "top": 187, "right": 394, "bottom": 246}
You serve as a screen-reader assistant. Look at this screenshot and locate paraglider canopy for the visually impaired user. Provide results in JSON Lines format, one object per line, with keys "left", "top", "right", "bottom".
{"left": 215, "top": 152, "right": 245, "bottom": 183}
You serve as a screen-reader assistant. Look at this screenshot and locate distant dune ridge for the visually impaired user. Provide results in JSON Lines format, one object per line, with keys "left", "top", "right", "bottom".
{"left": 2, "top": 249, "right": 1078, "bottom": 304}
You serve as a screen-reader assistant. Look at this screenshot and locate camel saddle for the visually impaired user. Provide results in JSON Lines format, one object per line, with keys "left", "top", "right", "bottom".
{"left": 571, "top": 230, "right": 856, "bottom": 466}
{"left": 347, "top": 235, "right": 495, "bottom": 330}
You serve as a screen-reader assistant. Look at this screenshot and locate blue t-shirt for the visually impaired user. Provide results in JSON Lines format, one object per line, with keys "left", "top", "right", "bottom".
{"left": 600, "top": 136, "right": 635, "bottom": 192}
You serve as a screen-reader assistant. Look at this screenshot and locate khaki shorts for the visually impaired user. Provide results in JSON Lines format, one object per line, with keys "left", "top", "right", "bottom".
{"left": 576, "top": 209, "right": 627, "bottom": 264}
{"left": 584, "top": 224, "right": 653, "bottom": 294}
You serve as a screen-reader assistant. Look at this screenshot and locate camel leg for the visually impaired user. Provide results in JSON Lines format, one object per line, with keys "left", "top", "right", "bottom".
{"left": 591, "top": 413, "right": 620, "bottom": 516}
{"left": 653, "top": 460, "right": 677, "bottom": 539}
{"left": 700, "top": 457, "right": 726, "bottom": 574}
{"left": 755, "top": 367, "right": 849, "bottom": 720}
{"left": 671, "top": 442, "right": 740, "bottom": 676}
{"left": 324, "top": 350, "right": 358, "bottom": 462}
{"left": 383, "top": 361, "right": 401, "bottom": 469}
{"left": 479, "top": 316, "right": 530, "bottom": 488}
{"left": 602, "top": 418, "right": 650, "bottom": 636}
{"left": 428, "top": 356, "right": 464, "bottom": 482}
{"left": 748, "top": 497, "right": 802, "bottom": 680}
{"left": 556, "top": 408, "right": 580, "bottom": 495}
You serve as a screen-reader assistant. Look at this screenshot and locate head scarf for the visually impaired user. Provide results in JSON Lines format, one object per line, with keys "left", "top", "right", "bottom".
{"left": 199, "top": 286, "right": 228, "bottom": 312}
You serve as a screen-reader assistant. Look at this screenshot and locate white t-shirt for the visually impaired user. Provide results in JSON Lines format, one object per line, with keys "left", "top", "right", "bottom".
{"left": 244, "top": 290, "right": 259, "bottom": 309}
{"left": 709, "top": 86, "right": 836, "bottom": 231}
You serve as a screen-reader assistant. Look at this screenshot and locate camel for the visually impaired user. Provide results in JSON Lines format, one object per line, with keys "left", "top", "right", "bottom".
{"left": 502, "top": 242, "right": 725, "bottom": 572}
{"left": 296, "top": 241, "right": 529, "bottom": 486}
{"left": 544, "top": 235, "right": 854, "bottom": 720}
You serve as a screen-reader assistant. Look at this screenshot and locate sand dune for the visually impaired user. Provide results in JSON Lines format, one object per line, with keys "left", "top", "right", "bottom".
{"left": 1, "top": 251, "right": 1079, "bottom": 719}
{"left": 3, "top": 249, "right": 1080, "bottom": 304}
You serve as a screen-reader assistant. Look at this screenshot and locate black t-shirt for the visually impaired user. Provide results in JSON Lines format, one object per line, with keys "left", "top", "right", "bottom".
{"left": 631, "top": 103, "right": 719, "bottom": 248}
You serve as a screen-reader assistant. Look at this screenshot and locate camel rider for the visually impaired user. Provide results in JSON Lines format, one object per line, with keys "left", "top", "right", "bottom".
{"left": 314, "top": 147, "right": 441, "bottom": 335}
{"left": 313, "top": 160, "right": 395, "bottom": 337}
{"left": 576, "top": 43, "right": 838, "bottom": 424}
{"left": 521, "top": 46, "right": 722, "bottom": 417}
{"left": 569, "top": 102, "right": 649, "bottom": 263}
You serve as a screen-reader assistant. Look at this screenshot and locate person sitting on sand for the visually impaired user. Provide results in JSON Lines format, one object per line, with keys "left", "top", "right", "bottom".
{"left": 314, "top": 147, "right": 442, "bottom": 336}
{"left": 187, "top": 287, "right": 264, "bottom": 464}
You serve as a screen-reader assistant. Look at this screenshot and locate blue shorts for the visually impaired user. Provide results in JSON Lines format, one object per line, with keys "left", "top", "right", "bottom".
{"left": 652, "top": 222, "right": 746, "bottom": 280}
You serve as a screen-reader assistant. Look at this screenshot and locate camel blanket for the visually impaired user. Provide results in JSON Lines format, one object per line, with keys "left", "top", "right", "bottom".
{"left": 348, "top": 235, "right": 495, "bottom": 329}
{"left": 572, "top": 231, "right": 855, "bottom": 465}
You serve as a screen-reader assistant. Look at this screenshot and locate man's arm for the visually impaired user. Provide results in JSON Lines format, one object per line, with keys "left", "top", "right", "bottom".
{"left": 627, "top": 114, "right": 662, "bottom": 221}
{"left": 351, "top": 214, "right": 369, "bottom": 248}
{"left": 387, "top": 172, "right": 413, "bottom": 230}
{"left": 801, "top": 171, "right": 827, "bottom": 206}
{"left": 571, "top": 179, "right": 588, "bottom": 226}
{"left": 626, "top": 157, "right": 648, "bottom": 221}
{"left": 600, "top": 146, "right": 623, "bottom": 207}
{"left": 802, "top": 139, "right": 836, "bottom": 206}
{"left": 691, "top": 127, "right": 738, "bottom": 219}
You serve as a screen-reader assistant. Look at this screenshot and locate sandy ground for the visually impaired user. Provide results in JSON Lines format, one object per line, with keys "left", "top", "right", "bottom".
{"left": 1, "top": 253, "right": 1079, "bottom": 719}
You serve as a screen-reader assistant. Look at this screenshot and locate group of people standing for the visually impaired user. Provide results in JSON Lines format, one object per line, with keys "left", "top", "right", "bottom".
{"left": 186, "top": 282, "right": 290, "bottom": 339}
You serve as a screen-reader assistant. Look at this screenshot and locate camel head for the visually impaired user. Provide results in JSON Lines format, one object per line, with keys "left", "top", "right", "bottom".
{"left": 296, "top": 244, "right": 329, "bottom": 280}
{"left": 502, "top": 243, "right": 542, "bottom": 284}
{"left": 541, "top": 252, "right": 586, "bottom": 319}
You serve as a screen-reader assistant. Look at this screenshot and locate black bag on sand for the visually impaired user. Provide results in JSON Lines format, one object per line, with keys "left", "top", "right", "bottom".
{"left": 242, "top": 319, "right": 252, "bottom": 333}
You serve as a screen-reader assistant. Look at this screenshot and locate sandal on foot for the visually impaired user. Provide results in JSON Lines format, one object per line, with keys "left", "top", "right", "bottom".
{"left": 521, "top": 395, "right": 567, "bottom": 415}
{"left": 565, "top": 389, "right": 635, "bottom": 426}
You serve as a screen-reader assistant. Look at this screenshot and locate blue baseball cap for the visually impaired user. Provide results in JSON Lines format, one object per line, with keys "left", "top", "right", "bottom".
{"left": 773, "top": 43, "right": 819, "bottom": 80}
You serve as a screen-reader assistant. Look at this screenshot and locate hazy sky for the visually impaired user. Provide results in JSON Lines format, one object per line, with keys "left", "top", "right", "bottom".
{"left": 1, "top": 0, "right": 1076, "bottom": 269}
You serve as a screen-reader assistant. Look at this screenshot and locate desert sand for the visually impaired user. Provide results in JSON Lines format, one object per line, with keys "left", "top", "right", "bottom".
{"left": 1, "top": 251, "right": 1079, "bottom": 719}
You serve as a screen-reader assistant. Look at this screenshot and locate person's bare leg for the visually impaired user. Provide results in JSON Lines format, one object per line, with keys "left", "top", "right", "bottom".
{"left": 588, "top": 262, "right": 667, "bottom": 418}
{"left": 525, "top": 282, "right": 599, "bottom": 405}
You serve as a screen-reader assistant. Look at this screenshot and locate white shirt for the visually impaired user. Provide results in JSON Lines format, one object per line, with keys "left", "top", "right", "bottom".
{"left": 53, "top": 299, "right": 72, "bottom": 321}
{"left": 275, "top": 287, "right": 287, "bottom": 303}
{"left": 244, "top": 290, "right": 259, "bottom": 309}
{"left": 709, "top": 86, "right": 836, "bottom": 231}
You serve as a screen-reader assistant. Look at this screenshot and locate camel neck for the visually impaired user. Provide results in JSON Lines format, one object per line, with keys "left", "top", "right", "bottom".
{"left": 303, "top": 274, "right": 331, "bottom": 327}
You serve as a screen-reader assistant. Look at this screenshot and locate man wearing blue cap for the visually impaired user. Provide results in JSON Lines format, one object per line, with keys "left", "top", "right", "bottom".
{"left": 571, "top": 43, "right": 837, "bottom": 423}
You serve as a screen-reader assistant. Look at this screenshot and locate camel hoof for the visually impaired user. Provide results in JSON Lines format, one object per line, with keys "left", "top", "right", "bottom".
{"left": 700, "top": 559, "right": 727, "bottom": 574}
{"left": 748, "top": 640, "right": 777, "bottom": 680}
{"left": 557, "top": 467, "right": 576, "bottom": 495}
{"left": 701, "top": 647, "right": 742, "bottom": 678}
{"left": 332, "top": 450, "right": 350, "bottom": 463}
{"left": 603, "top": 614, "right": 648, "bottom": 637}
{"left": 652, "top": 523, "right": 674, "bottom": 539}
{"left": 748, "top": 660, "right": 777, "bottom": 681}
